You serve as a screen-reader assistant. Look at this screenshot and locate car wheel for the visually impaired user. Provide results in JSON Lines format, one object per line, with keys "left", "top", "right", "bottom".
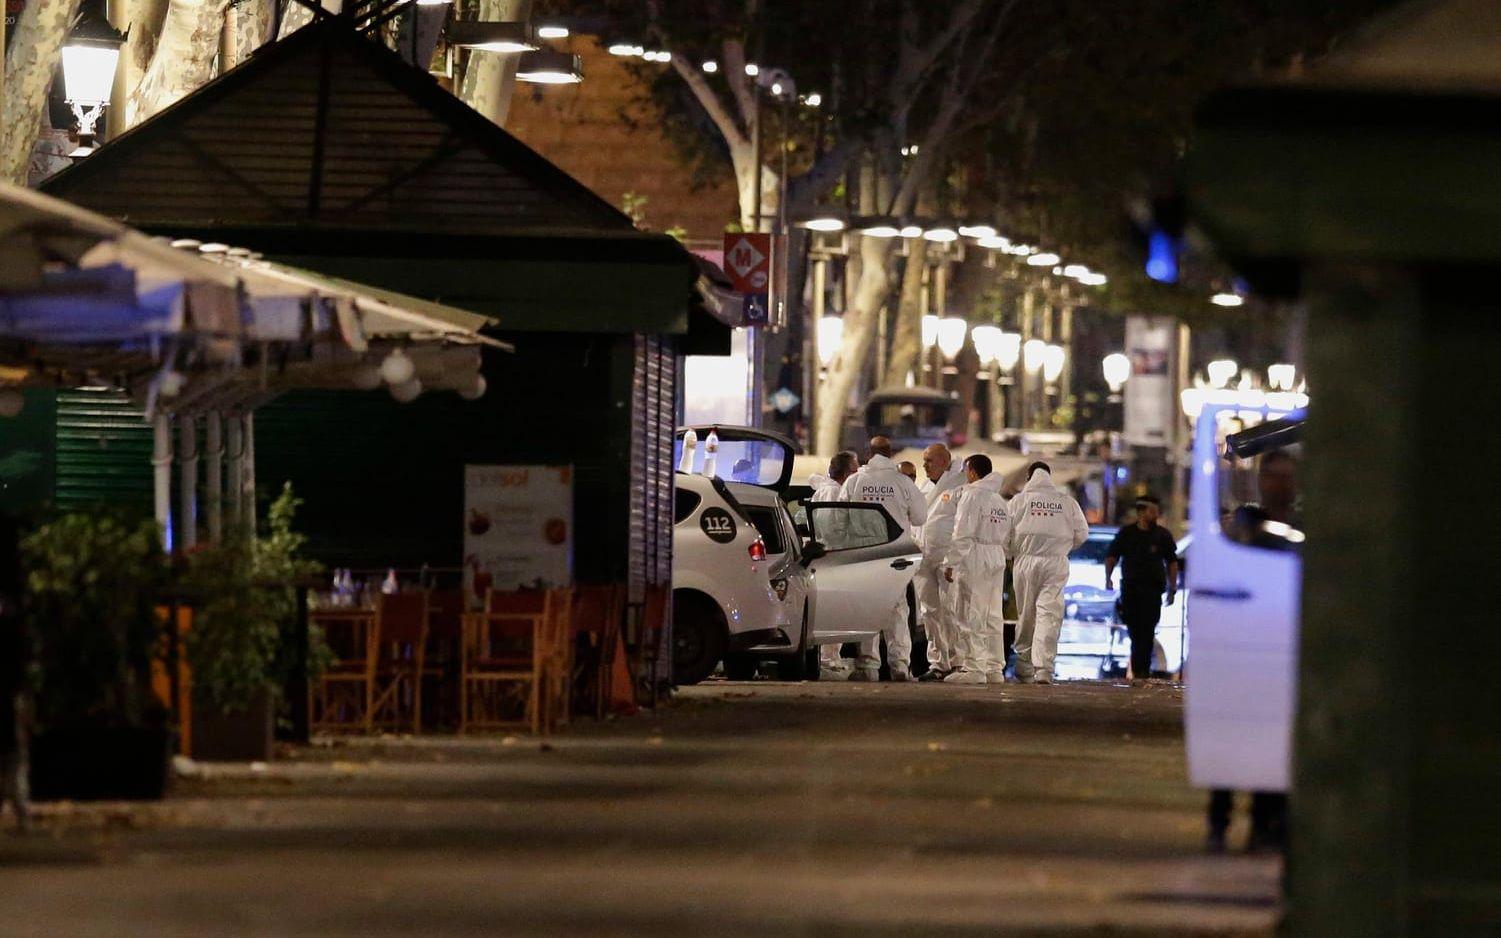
{"left": 672, "top": 592, "right": 728, "bottom": 685}
{"left": 723, "top": 654, "right": 759, "bottom": 681}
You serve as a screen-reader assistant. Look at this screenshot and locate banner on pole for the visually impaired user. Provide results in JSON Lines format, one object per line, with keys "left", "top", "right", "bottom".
{"left": 1123, "top": 316, "right": 1176, "bottom": 448}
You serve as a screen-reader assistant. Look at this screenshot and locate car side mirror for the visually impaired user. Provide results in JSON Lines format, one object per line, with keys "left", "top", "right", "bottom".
{"left": 801, "top": 540, "right": 827, "bottom": 566}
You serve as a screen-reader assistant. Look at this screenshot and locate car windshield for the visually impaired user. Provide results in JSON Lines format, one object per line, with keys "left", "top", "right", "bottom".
{"left": 675, "top": 438, "right": 788, "bottom": 487}
{"left": 1069, "top": 535, "right": 1114, "bottom": 564}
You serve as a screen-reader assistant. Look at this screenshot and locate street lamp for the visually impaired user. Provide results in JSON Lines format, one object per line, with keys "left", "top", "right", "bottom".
{"left": 975, "top": 234, "right": 1012, "bottom": 251}
{"left": 1042, "top": 344, "right": 1066, "bottom": 384}
{"left": 515, "top": 51, "right": 583, "bottom": 84}
{"left": 61, "top": 3, "right": 127, "bottom": 155}
{"left": 447, "top": 21, "right": 539, "bottom": 53}
{"left": 1268, "top": 363, "right": 1296, "bottom": 391}
{"left": 1180, "top": 387, "right": 1206, "bottom": 421}
{"left": 996, "top": 332, "right": 1022, "bottom": 374}
{"left": 1206, "top": 358, "right": 1238, "bottom": 389}
{"left": 1026, "top": 252, "right": 1061, "bottom": 267}
{"left": 921, "top": 314, "right": 941, "bottom": 350}
{"left": 796, "top": 215, "right": 846, "bottom": 232}
{"left": 934, "top": 317, "right": 966, "bottom": 360}
{"left": 958, "top": 224, "right": 997, "bottom": 240}
{"left": 970, "top": 324, "right": 1003, "bottom": 365}
{"left": 1023, "top": 338, "right": 1047, "bottom": 374}
{"left": 816, "top": 316, "right": 844, "bottom": 368}
{"left": 922, "top": 226, "right": 959, "bottom": 244}
{"left": 1211, "top": 292, "right": 1245, "bottom": 307}
{"left": 1103, "top": 352, "right": 1131, "bottom": 394}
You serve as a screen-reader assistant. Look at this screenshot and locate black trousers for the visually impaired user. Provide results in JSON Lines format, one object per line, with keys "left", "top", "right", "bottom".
{"left": 1117, "top": 587, "right": 1164, "bottom": 677}
{"left": 1208, "top": 790, "right": 1288, "bottom": 847}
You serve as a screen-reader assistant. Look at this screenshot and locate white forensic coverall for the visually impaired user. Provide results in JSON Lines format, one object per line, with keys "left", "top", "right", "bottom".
{"left": 943, "top": 472, "right": 1010, "bottom": 676}
{"left": 839, "top": 454, "right": 927, "bottom": 673}
{"left": 915, "top": 466, "right": 967, "bottom": 672}
{"left": 809, "top": 473, "right": 850, "bottom": 671}
{"left": 1007, "top": 469, "right": 1089, "bottom": 679}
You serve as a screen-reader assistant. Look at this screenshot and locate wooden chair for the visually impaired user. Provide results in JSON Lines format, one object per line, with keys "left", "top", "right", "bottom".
{"left": 310, "top": 609, "right": 378, "bottom": 733}
{"left": 569, "top": 584, "right": 625, "bottom": 720}
{"left": 461, "top": 588, "right": 562, "bottom": 735}
{"left": 422, "top": 588, "right": 466, "bottom": 730}
{"left": 368, "top": 591, "right": 430, "bottom": 734}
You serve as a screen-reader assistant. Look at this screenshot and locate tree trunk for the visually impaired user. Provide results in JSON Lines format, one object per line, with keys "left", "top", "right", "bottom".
{"left": 224, "top": 0, "right": 274, "bottom": 70}
{"left": 882, "top": 240, "right": 928, "bottom": 387}
{"left": 458, "top": 0, "right": 530, "bottom": 126}
{"left": 0, "top": 0, "right": 83, "bottom": 184}
{"left": 814, "top": 234, "right": 897, "bottom": 455}
{"left": 727, "top": 141, "right": 779, "bottom": 233}
{"left": 126, "top": 0, "right": 231, "bottom": 126}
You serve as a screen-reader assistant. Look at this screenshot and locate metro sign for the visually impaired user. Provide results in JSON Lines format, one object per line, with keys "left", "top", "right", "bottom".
{"left": 723, "top": 233, "right": 772, "bottom": 294}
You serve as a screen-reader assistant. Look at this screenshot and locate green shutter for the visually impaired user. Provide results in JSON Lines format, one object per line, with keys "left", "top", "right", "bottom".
{"left": 54, "top": 390, "right": 154, "bottom": 513}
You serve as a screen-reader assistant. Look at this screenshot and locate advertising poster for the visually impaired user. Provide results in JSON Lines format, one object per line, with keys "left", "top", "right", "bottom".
{"left": 1123, "top": 315, "right": 1176, "bottom": 448}
{"left": 463, "top": 465, "right": 573, "bottom": 604}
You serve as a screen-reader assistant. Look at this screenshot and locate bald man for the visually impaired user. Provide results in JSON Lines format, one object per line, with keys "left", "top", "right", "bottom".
{"left": 839, "top": 435, "right": 927, "bottom": 680}
{"left": 914, "top": 444, "right": 967, "bottom": 680}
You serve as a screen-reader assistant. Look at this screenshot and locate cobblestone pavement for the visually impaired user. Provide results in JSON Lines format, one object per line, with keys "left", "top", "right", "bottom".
{"left": 0, "top": 680, "right": 1279, "bottom": 936}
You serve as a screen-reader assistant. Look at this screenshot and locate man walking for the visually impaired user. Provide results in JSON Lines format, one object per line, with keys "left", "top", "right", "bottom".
{"left": 1104, "top": 495, "right": 1179, "bottom": 682}
{"left": 914, "top": 444, "right": 966, "bottom": 681}
{"left": 840, "top": 436, "right": 927, "bottom": 681}
{"left": 810, "top": 451, "right": 860, "bottom": 676}
{"left": 942, "top": 455, "right": 1010, "bottom": 684}
{"left": 1008, "top": 461, "right": 1089, "bottom": 684}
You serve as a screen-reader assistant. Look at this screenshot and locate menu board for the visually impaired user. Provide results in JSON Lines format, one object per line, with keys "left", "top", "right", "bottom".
{"left": 463, "top": 465, "right": 573, "bottom": 604}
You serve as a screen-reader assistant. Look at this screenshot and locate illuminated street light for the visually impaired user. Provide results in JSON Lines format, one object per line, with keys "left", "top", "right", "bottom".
{"left": 1026, "top": 252, "right": 1061, "bottom": 267}
{"left": 536, "top": 25, "right": 569, "bottom": 38}
{"left": 744, "top": 63, "right": 760, "bottom": 76}
{"left": 817, "top": 316, "right": 844, "bottom": 367}
{"left": 1023, "top": 338, "right": 1047, "bottom": 374}
{"left": 61, "top": 4, "right": 127, "bottom": 153}
{"left": 448, "top": 21, "right": 540, "bottom": 53}
{"left": 607, "top": 42, "right": 643, "bottom": 56}
{"left": 899, "top": 225, "right": 924, "bottom": 239}
{"left": 976, "top": 235, "right": 1012, "bottom": 251}
{"left": 1211, "top": 292, "right": 1245, "bottom": 307}
{"left": 958, "top": 224, "right": 997, "bottom": 240}
{"left": 996, "top": 332, "right": 1022, "bottom": 373}
{"left": 1102, "top": 352, "right": 1131, "bottom": 393}
{"left": 1042, "top": 344, "right": 1066, "bottom": 383}
{"left": 804, "top": 93, "right": 822, "bottom": 107}
{"left": 922, "top": 227, "right": 959, "bottom": 243}
{"left": 1062, "top": 264, "right": 1090, "bottom": 279}
{"left": 701, "top": 60, "right": 719, "bottom": 73}
{"left": 1268, "top": 363, "right": 1296, "bottom": 391}
{"left": 516, "top": 51, "right": 583, "bottom": 83}
{"left": 1206, "top": 358, "right": 1239, "bottom": 389}
{"left": 1078, "top": 271, "right": 1108, "bottom": 286}
{"left": 937, "top": 317, "right": 968, "bottom": 360}
{"left": 921, "top": 315, "right": 941, "bottom": 350}
{"left": 796, "top": 214, "right": 846, "bottom": 232}
{"left": 1180, "top": 387, "right": 1206, "bottom": 420}
{"left": 970, "top": 325, "right": 1003, "bottom": 364}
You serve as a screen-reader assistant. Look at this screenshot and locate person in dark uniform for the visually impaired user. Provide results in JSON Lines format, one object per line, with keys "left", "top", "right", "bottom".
{"left": 1104, "top": 495, "right": 1179, "bottom": 681}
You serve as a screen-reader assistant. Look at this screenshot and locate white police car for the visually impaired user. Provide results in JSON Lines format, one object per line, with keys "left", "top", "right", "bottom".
{"left": 671, "top": 426, "right": 921, "bottom": 684}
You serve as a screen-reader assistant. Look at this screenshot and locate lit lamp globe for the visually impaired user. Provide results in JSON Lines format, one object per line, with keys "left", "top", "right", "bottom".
{"left": 1206, "top": 358, "right": 1238, "bottom": 389}
{"left": 458, "top": 374, "right": 488, "bottom": 401}
{"left": 996, "top": 331, "right": 1022, "bottom": 374}
{"left": 61, "top": 8, "right": 128, "bottom": 152}
{"left": 816, "top": 315, "right": 844, "bottom": 367}
{"left": 1180, "top": 387, "right": 1206, "bottom": 421}
{"left": 1042, "top": 343, "right": 1066, "bottom": 383}
{"left": 970, "top": 324, "right": 1003, "bottom": 365}
{"left": 936, "top": 317, "right": 968, "bottom": 360}
{"left": 920, "top": 314, "right": 941, "bottom": 350}
{"left": 1022, "top": 338, "right": 1047, "bottom": 374}
{"left": 379, "top": 348, "right": 415, "bottom": 385}
{"left": 389, "top": 378, "right": 424, "bottom": 403}
{"left": 1102, "top": 352, "right": 1131, "bottom": 393}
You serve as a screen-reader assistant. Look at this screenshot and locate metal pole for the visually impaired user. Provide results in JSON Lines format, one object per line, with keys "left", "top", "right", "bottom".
{"left": 241, "top": 411, "right": 257, "bottom": 533}
{"left": 751, "top": 84, "right": 763, "bottom": 233}
{"left": 1169, "top": 322, "right": 1192, "bottom": 534}
{"left": 152, "top": 414, "right": 173, "bottom": 551}
{"left": 178, "top": 415, "right": 198, "bottom": 552}
{"left": 204, "top": 411, "right": 223, "bottom": 544}
{"left": 224, "top": 414, "right": 243, "bottom": 530}
{"left": 808, "top": 256, "right": 826, "bottom": 446}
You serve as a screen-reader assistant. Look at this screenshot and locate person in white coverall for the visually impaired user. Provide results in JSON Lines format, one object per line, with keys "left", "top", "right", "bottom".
{"left": 914, "top": 444, "right": 966, "bottom": 681}
{"left": 809, "top": 451, "right": 861, "bottom": 675}
{"left": 1007, "top": 461, "right": 1089, "bottom": 683}
{"left": 839, "top": 435, "right": 927, "bottom": 681}
{"left": 942, "top": 454, "right": 1011, "bottom": 684}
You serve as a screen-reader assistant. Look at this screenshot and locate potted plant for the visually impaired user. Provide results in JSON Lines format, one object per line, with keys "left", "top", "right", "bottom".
{"left": 23, "top": 513, "right": 173, "bottom": 800}
{"left": 183, "top": 484, "right": 323, "bottom": 761}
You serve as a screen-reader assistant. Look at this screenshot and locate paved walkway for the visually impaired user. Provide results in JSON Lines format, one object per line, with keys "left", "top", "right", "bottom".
{"left": 0, "top": 681, "right": 1279, "bottom": 936}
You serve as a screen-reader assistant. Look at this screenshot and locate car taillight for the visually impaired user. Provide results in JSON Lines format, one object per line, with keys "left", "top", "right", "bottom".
{"left": 748, "top": 539, "right": 767, "bottom": 561}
